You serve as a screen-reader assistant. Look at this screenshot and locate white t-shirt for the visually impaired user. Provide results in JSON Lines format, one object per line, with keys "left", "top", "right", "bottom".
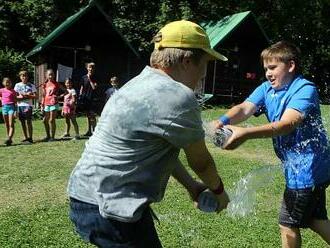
{"left": 14, "top": 82, "right": 37, "bottom": 107}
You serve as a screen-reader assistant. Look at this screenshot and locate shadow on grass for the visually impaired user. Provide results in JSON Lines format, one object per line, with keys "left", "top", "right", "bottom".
{"left": 0, "top": 135, "right": 90, "bottom": 147}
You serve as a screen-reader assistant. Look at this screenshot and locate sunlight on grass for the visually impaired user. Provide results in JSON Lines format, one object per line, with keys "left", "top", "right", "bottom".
{"left": 0, "top": 106, "right": 329, "bottom": 247}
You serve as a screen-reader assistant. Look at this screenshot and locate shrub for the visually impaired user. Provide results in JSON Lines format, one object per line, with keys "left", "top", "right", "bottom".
{"left": 0, "top": 47, "right": 33, "bottom": 82}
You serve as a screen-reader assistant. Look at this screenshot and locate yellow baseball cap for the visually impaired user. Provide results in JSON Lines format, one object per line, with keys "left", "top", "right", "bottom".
{"left": 154, "top": 20, "right": 228, "bottom": 61}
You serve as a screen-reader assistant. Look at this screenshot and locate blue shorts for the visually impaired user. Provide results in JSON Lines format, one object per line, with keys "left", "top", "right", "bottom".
{"left": 44, "top": 104, "right": 59, "bottom": 112}
{"left": 18, "top": 106, "right": 33, "bottom": 121}
{"left": 2, "top": 104, "right": 16, "bottom": 115}
{"left": 69, "top": 198, "right": 162, "bottom": 248}
{"left": 279, "top": 182, "right": 329, "bottom": 228}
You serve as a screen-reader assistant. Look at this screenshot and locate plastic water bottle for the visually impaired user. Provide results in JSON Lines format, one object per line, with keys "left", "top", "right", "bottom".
{"left": 213, "top": 127, "right": 233, "bottom": 148}
{"left": 198, "top": 189, "right": 219, "bottom": 213}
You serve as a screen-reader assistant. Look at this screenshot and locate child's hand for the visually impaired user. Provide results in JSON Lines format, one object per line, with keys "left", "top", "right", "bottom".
{"left": 215, "top": 190, "right": 230, "bottom": 213}
{"left": 215, "top": 120, "right": 224, "bottom": 129}
{"left": 188, "top": 181, "right": 207, "bottom": 203}
{"left": 209, "top": 120, "right": 222, "bottom": 130}
{"left": 222, "top": 125, "right": 248, "bottom": 149}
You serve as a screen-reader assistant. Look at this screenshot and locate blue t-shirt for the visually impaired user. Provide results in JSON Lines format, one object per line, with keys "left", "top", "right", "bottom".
{"left": 104, "top": 86, "right": 118, "bottom": 102}
{"left": 246, "top": 75, "right": 330, "bottom": 189}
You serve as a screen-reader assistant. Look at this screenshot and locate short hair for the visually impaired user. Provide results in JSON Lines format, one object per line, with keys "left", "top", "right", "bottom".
{"left": 86, "top": 62, "right": 95, "bottom": 68}
{"left": 19, "top": 70, "right": 29, "bottom": 77}
{"left": 46, "top": 69, "right": 54, "bottom": 74}
{"left": 261, "top": 41, "right": 301, "bottom": 73}
{"left": 65, "top": 77, "right": 72, "bottom": 83}
{"left": 2, "top": 77, "right": 11, "bottom": 84}
{"left": 110, "top": 76, "right": 118, "bottom": 82}
{"left": 150, "top": 47, "right": 206, "bottom": 68}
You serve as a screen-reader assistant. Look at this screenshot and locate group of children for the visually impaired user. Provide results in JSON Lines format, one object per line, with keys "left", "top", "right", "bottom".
{"left": 0, "top": 69, "right": 80, "bottom": 146}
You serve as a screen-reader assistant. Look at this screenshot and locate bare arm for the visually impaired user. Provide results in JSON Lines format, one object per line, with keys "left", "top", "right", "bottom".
{"left": 27, "top": 92, "right": 37, "bottom": 99}
{"left": 223, "top": 108, "right": 304, "bottom": 149}
{"left": 171, "top": 161, "right": 206, "bottom": 202}
{"left": 90, "top": 81, "right": 97, "bottom": 90}
{"left": 184, "top": 139, "right": 230, "bottom": 211}
{"left": 217, "top": 101, "right": 257, "bottom": 128}
{"left": 72, "top": 94, "right": 77, "bottom": 104}
{"left": 79, "top": 85, "right": 83, "bottom": 96}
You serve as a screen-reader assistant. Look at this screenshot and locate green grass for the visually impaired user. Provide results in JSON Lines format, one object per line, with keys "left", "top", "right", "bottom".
{"left": 0, "top": 106, "right": 329, "bottom": 247}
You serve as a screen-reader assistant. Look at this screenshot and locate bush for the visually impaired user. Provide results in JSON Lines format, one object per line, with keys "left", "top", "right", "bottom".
{"left": 0, "top": 47, "right": 33, "bottom": 82}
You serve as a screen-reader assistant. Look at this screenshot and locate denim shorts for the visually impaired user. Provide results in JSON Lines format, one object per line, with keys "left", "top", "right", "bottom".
{"left": 279, "top": 182, "right": 329, "bottom": 228}
{"left": 2, "top": 104, "right": 16, "bottom": 115}
{"left": 69, "top": 198, "right": 162, "bottom": 248}
{"left": 18, "top": 106, "right": 33, "bottom": 120}
{"left": 44, "top": 104, "right": 59, "bottom": 112}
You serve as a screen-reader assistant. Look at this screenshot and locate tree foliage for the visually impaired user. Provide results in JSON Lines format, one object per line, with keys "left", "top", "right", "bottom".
{"left": 0, "top": 47, "right": 33, "bottom": 81}
{"left": 0, "top": 0, "right": 329, "bottom": 99}
{"left": 0, "top": 0, "right": 81, "bottom": 50}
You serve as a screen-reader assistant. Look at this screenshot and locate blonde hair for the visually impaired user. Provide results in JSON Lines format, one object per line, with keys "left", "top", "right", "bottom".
{"left": 150, "top": 47, "right": 205, "bottom": 68}
{"left": 2, "top": 77, "right": 11, "bottom": 85}
{"left": 261, "top": 41, "right": 301, "bottom": 73}
{"left": 46, "top": 69, "right": 54, "bottom": 74}
{"left": 19, "top": 70, "right": 28, "bottom": 77}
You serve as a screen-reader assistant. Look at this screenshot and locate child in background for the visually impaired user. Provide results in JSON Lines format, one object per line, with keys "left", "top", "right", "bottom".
{"left": 79, "top": 62, "right": 98, "bottom": 136}
{"left": 41, "top": 69, "right": 60, "bottom": 142}
{"left": 61, "top": 78, "right": 79, "bottom": 140}
{"left": 14, "top": 70, "right": 37, "bottom": 144}
{"left": 105, "top": 76, "right": 120, "bottom": 103}
{"left": 0, "top": 78, "right": 16, "bottom": 146}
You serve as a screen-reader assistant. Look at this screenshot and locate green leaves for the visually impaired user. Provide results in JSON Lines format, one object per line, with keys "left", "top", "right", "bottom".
{"left": 1, "top": 0, "right": 329, "bottom": 100}
{"left": 0, "top": 47, "right": 33, "bottom": 81}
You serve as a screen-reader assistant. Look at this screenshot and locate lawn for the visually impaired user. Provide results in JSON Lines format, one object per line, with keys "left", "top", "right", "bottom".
{"left": 0, "top": 106, "right": 329, "bottom": 248}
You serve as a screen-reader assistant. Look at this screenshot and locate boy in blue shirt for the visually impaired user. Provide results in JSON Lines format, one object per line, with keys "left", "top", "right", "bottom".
{"left": 217, "top": 41, "right": 330, "bottom": 247}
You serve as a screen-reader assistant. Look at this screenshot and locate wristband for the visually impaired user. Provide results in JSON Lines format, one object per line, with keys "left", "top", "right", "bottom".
{"left": 219, "top": 115, "right": 230, "bottom": 125}
{"left": 211, "top": 179, "right": 224, "bottom": 195}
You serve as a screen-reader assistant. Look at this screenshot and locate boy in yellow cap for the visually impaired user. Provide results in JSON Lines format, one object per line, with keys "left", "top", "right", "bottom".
{"left": 68, "top": 20, "right": 229, "bottom": 247}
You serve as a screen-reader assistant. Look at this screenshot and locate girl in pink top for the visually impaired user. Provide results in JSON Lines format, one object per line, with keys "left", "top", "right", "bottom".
{"left": 41, "top": 69, "right": 60, "bottom": 142}
{"left": 61, "top": 78, "right": 80, "bottom": 140}
{"left": 0, "top": 77, "right": 16, "bottom": 146}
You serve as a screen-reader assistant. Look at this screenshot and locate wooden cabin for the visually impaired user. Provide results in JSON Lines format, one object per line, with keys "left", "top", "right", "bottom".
{"left": 201, "top": 11, "right": 270, "bottom": 103}
{"left": 26, "top": 0, "right": 142, "bottom": 111}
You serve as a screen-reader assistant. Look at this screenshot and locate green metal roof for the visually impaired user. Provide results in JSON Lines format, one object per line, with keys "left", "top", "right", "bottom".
{"left": 26, "top": 0, "right": 139, "bottom": 58}
{"left": 26, "top": 3, "right": 94, "bottom": 58}
{"left": 201, "top": 11, "right": 269, "bottom": 48}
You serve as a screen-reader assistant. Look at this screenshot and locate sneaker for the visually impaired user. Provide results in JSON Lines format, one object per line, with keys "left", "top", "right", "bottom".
{"left": 4, "top": 139, "right": 12, "bottom": 146}
{"left": 48, "top": 137, "right": 56, "bottom": 142}
{"left": 61, "top": 133, "right": 71, "bottom": 138}
{"left": 72, "top": 135, "right": 80, "bottom": 141}
{"left": 22, "top": 138, "right": 33, "bottom": 145}
{"left": 84, "top": 132, "right": 92, "bottom": 137}
{"left": 41, "top": 137, "right": 50, "bottom": 142}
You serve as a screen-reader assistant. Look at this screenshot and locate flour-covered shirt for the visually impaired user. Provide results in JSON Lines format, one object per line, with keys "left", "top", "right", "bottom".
{"left": 68, "top": 66, "right": 204, "bottom": 222}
